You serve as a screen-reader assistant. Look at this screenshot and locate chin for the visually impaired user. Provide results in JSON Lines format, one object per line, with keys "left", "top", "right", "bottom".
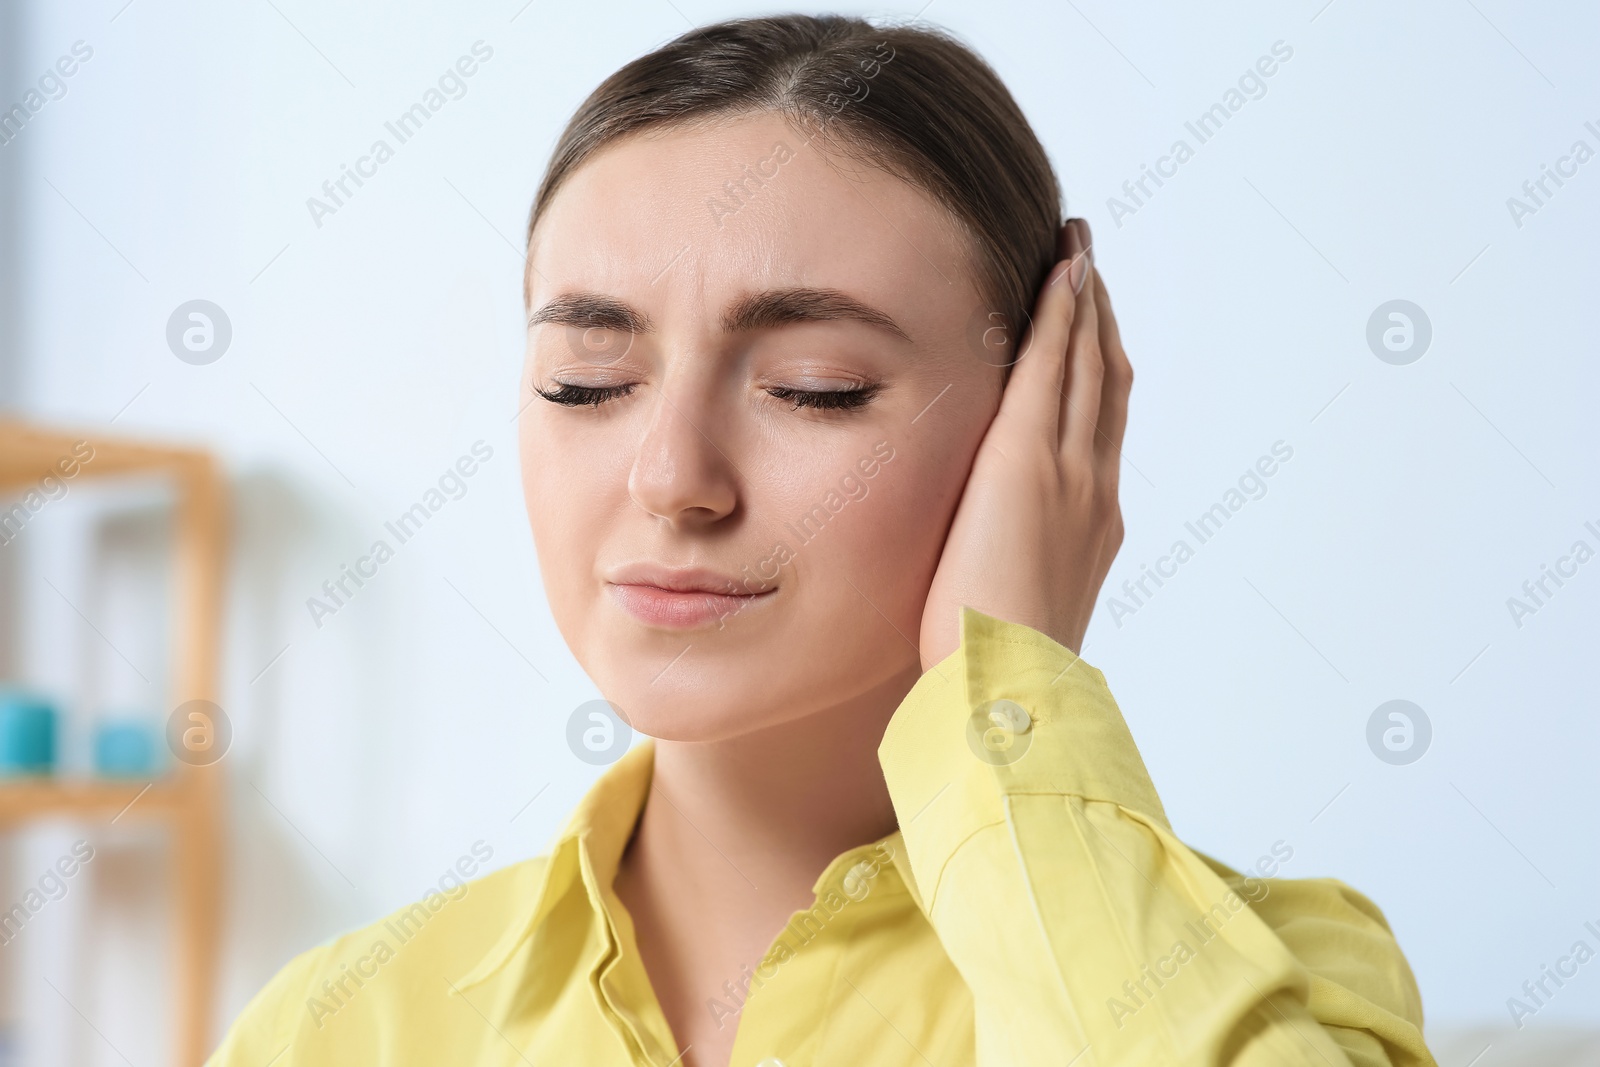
{"left": 565, "top": 584, "right": 926, "bottom": 742}
{"left": 574, "top": 627, "right": 887, "bottom": 745}
{"left": 596, "top": 669, "right": 808, "bottom": 744}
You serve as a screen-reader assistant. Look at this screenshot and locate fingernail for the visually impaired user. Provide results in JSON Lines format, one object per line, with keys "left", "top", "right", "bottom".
{"left": 1069, "top": 250, "right": 1088, "bottom": 294}
{"left": 1073, "top": 220, "right": 1095, "bottom": 293}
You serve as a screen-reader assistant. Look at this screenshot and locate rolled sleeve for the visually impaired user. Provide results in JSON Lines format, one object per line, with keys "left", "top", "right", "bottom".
{"left": 878, "top": 606, "right": 1435, "bottom": 1067}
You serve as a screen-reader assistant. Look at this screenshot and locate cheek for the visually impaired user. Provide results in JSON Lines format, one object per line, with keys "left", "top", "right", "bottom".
{"left": 873, "top": 411, "right": 990, "bottom": 583}
{"left": 782, "top": 423, "right": 981, "bottom": 627}
{"left": 519, "top": 416, "right": 624, "bottom": 617}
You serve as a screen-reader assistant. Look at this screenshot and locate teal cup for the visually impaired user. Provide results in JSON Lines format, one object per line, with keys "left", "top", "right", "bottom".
{"left": 0, "top": 689, "right": 58, "bottom": 775}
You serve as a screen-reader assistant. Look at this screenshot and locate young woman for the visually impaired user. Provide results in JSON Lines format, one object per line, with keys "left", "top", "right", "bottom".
{"left": 214, "top": 15, "right": 1435, "bottom": 1067}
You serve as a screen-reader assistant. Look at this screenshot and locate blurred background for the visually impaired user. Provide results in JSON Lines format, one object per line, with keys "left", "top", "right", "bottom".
{"left": 0, "top": 0, "right": 1596, "bottom": 1063}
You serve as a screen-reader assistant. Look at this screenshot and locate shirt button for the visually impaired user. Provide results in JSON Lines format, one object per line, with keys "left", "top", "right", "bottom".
{"left": 966, "top": 699, "right": 1034, "bottom": 766}
{"left": 990, "top": 699, "right": 1031, "bottom": 733}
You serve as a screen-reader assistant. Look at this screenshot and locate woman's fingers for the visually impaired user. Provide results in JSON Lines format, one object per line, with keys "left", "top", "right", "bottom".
{"left": 997, "top": 221, "right": 1078, "bottom": 444}
{"left": 1091, "top": 265, "right": 1133, "bottom": 471}
{"left": 1059, "top": 218, "right": 1104, "bottom": 458}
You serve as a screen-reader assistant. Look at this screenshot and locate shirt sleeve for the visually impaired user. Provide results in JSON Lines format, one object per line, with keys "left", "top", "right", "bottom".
{"left": 877, "top": 606, "right": 1436, "bottom": 1067}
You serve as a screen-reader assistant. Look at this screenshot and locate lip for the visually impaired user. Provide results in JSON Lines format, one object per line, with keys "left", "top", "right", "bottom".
{"left": 605, "top": 564, "right": 776, "bottom": 630}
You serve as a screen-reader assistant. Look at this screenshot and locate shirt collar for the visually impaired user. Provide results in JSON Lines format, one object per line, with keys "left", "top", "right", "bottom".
{"left": 453, "top": 737, "right": 916, "bottom": 993}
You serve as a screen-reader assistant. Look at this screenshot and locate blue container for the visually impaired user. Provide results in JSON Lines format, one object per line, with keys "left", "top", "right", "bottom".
{"left": 93, "top": 718, "right": 160, "bottom": 778}
{"left": 0, "top": 689, "right": 58, "bottom": 775}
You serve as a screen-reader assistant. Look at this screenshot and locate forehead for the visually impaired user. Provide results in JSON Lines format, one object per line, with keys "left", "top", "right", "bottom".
{"left": 526, "top": 112, "right": 979, "bottom": 328}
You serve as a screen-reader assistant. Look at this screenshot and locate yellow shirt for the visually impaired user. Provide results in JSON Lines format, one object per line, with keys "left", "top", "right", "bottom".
{"left": 210, "top": 608, "right": 1435, "bottom": 1066}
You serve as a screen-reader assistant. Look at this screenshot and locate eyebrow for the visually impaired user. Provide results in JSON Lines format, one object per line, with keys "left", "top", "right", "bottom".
{"left": 528, "top": 287, "right": 910, "bottom": 342}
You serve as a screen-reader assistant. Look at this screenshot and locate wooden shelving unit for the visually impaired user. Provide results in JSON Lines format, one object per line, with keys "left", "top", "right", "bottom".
{"left": 0, "top": 417, "right": 227, "bottom": 1067}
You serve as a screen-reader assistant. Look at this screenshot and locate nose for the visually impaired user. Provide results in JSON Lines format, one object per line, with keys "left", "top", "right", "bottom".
{"left": 627, "top": 383, "right": 739, "bottom": 527}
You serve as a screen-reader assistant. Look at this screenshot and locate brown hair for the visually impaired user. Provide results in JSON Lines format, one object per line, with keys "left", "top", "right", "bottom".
{"left": 526, "top": 14, "right": 1062, "bottom": 359}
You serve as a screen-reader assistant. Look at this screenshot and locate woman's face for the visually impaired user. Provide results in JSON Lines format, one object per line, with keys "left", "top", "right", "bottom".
{"left": 520, "top": 111, "right": 1004, "bottom": 741}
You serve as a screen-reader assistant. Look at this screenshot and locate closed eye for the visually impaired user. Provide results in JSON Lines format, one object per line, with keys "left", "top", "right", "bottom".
{"left": 533, "top": 381, "right": 881, "bottom": 411}
{"left": 766, "top": 384, "right": 881, "bottom": 411}
{"left": 534, "top": 382, "right": 636, "bottom": 407}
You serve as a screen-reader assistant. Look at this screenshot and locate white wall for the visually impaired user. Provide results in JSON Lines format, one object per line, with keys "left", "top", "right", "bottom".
{"left": 2, "top": 0, "right": 1596, "bottom": 1062}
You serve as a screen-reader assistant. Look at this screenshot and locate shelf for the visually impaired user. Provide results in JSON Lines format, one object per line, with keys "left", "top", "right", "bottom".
{"left": 0, "top": 417, "right": 228, "bottom": 1066}
{"left": 0, "top": 417, "right": 217, "bottom": 490}
{"left": 0, "top": 776, "right": 190, "bottom": 826}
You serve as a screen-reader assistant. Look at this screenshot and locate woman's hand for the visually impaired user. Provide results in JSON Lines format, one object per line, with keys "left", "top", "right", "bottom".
{"left": 919, "top": 218, "right": 1131, "bottom": 670}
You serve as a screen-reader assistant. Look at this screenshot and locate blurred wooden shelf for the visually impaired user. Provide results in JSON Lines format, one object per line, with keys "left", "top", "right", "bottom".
{"left": 0, "top": 776, "right": 189, "bottom": 825}
{"left": 0, "top": 417, "right": 227, "bottom": 1067}
{"left": 0, "top": 417, "right": 216, "bottom": 488}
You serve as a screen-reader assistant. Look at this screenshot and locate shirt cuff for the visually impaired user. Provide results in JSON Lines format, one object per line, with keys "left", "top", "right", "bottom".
{"left": 878, "top": 605, "right": 1171, "bottom": 910}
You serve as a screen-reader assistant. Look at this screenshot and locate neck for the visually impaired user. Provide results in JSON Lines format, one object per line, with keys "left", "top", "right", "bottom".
{"left": 624, "top": 661, "right": 918, "bottom": 911}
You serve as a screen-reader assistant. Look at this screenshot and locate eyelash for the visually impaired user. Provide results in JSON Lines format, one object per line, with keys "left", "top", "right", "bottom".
{"left": 535, "top": 382, "right": 635, "bottom": 407}
{"left": 534, "top": 382, "right": 881, "bottom": 411}
{"left": 766, "top": 384, "right": 880, "bottom": 411}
